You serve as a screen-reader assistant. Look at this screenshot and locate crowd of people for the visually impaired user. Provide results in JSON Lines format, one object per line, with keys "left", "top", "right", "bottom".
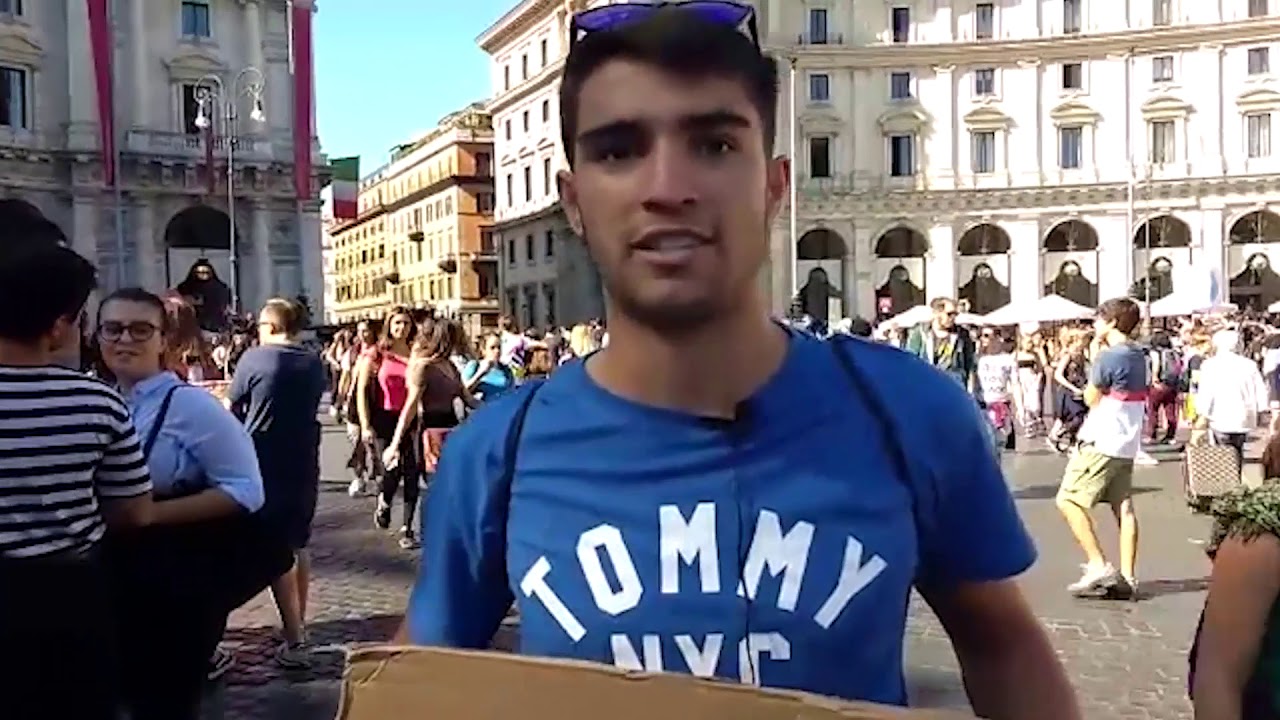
{"left": 8, "top": 2, "right": 1280, "bottom": 720}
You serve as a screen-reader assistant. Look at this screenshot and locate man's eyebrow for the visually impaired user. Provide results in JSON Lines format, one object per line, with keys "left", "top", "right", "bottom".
{"left": 576, "top": 110, "right": 754, "bottom": 145}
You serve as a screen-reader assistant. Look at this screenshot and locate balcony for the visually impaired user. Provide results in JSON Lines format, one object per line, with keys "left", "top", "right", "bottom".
{"left": 796, "top": 32, "right": 844, "bottom": 45}
{"left": 0, "top": 126, "right": 64, "bottom": 153}
{"left": 124, "top": 130, "right": 326, "bottom": 165}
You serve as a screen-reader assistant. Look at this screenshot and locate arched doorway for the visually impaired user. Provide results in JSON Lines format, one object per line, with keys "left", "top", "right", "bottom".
{"left": 164, "top": 205, "right": 236, "bottom": 331}
{"left": 872, "top": 225, "right": 927, "bottom": 320}
{"left": 795, "top": 228, "right": 847, "bottom": 325}
{"left": 956, "top": 223, "right": 1011, "bottom": 314}
{"left": 1228, "top": 209, "right": 1280, "bottom": 310}
{"left": 1130, "top": 215, "right": 1190, "bottom": 303}
{"left": 1042, "top": 219, "right": 1099, "bottom": 307}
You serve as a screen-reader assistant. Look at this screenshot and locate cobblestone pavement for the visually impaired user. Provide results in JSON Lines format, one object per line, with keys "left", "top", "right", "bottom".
{"left": 208, "top": 425, "right": 1225, "bottom": 719}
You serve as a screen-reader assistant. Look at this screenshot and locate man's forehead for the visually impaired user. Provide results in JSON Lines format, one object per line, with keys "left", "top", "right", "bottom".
{"left": 575, "top": 60, "right": 759, "bottom": 129}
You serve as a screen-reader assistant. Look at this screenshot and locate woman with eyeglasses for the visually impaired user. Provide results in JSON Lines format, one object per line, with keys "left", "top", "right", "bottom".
{"left": 95, "top": 288, "right": 289, "bottom": 720}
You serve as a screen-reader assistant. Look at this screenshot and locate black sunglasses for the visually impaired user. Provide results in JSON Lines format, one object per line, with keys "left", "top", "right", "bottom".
{"left": 570, "top": 1, "right": 759, "bottom": 49}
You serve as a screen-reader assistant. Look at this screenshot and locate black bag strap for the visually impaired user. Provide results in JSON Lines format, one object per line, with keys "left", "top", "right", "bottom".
{"left": 143, "top": 385, "right": 184, "bottom": 460}
{"left": 829, "top": 336, "right": 932, "bottom": 542}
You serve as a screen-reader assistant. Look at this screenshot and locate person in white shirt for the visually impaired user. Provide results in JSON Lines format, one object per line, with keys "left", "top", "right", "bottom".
{"left": 1193, "top": 329, "right": 1270, "bottom": 474}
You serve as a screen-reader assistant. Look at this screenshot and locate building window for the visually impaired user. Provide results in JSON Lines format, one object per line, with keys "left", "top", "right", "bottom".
{"left": 521, "top": 54, "right": 529, "bottom": 79}
{"left": 476, "top": 152, "right": 491, "bottom": 176}
{"left": 975, "top": 3, "right": 995, "bottom": 39}
{"left": 1149, "top": 120, "right": 1175, "bottom": 164}
{"left": 505, "top": 119, "right": 511, "bottom": 140}
{"left": 808, "top": 8, "right": 828, "bottom": 43}
{"left": 541, "top": 99, "right": 550, "bottom": 122}
{"left": 971, "top": 131, "right": 996, "bottom": 173}
{"left": 1062, "top": 62, "right": 1083, "bottom": 90}
{"left": 974, "top": 68, "right": 996, "bottom": 96}
{"left": 477, "top": 192, "right": 494, "bottom": 213}
{"left": 808, "top": 136, "right": 831, "bottom": 178}
{"left": 1059, "top": 125, "right": 1083, "bottom": 168}
{"left": 180, "top": 83, "right": 201, "bottom": 134}
{"left": 809, "top": 73, "right": 830, "bottom": 102}
{"left": 505, "top": 174, "right": 513, "bottom": 207}
{"left": 1152, "top": 0, "right": 1172, "bottom": 25}
{"left": 540, "top": 39, "right": 548, "bottom": 66}
{"left": 1249, "top": 0, "right": 1268, "bottom": 17}
{"left": 1249, "top": 47, "right": 1270, "bottom": 75}
{"left": 522, "top": 110, "right": 529, "bottom": 133}
{"left": 1063, "top": 0, "right": 1081, "bottom": 33}
{"left": 1248, "top": 113, "right": 1273, "bottom": 158}
{"left": 525, "top": 234, "right": 534, "bottom": 262}
{"left": 523, "top": 285, "right": 537, "bottom": 328}
{"left": 503, "top": 66, "right": 510, "bottom": 90}
{"left": 181, "top": 1, "right": 211, "bottom": 38}
{"left": 522, "top": 166, "right": 532, "bottom": 202}
{"left": 544, "top": 230, "right": 554, "bottom": 258}
{"left": 891, "top": 7, "right": 910, "bottom": 43}
{"left": 889, "top": 72, "right": 912, "bottom": 100}
{"left": 542, "top": 283, "right": 556, "bottom": 326}
{"left": 1152, "top": 55, "right": 1174, "bottom": 82}
{"left": 0, "top": 0, "right": 23, "bottom": 15}
{"left": 506, "top": 237, "right": 515, "bottom": 266}
{"left": 542, "top": 158, "right": 552, "bottom": 195}
{"left": 889, "top": 134, "right": 914, "bottom": 176}
{"left": 0, "top": 66, "right": 26, "bottom": 129}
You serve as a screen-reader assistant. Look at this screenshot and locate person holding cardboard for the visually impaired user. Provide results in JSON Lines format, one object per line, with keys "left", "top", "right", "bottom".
{"left": 399, "top": 3, "right": 1078, "bottom": 718}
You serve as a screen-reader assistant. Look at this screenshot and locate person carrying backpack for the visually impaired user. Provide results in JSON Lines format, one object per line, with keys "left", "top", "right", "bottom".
{"left": 1147, "top": 332, "right": 1182, "bottom": 445}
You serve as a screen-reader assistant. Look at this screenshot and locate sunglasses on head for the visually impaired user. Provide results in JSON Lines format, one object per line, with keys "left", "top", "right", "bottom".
{"left": 570, "top": 1, "right": 759, "bottom": 48}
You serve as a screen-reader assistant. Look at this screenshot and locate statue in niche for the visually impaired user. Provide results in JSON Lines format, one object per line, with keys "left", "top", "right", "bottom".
{"left": 1230, "top": 252, "right": 1280, "bottom": 311}
{"left": 876, "top": 264, "right": 925, "bottom": 319}
{"left": 795, "top": 267, "right": 842, "bottom": 326}
{"left": 958, "top": 262, "right": 1011, "bottom": 314}
{"left": 176, "top": 259, "right": 232, "bottom": 332}
{"left": 1130, "top": 256, "right": 1175, "bottom": 302}
{"left": 1044, "top": 260, "right": 1098, "bottom": 307}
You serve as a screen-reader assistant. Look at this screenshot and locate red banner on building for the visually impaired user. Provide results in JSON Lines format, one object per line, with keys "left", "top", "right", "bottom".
{"left": 85, "top": 0, "right": 115, "bottom": 187}
{"left": 289, "top": 0, "right": 315, "bottom": 201}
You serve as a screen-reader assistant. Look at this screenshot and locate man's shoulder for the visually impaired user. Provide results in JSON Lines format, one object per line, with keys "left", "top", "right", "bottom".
{"left": 446, "top": 376, "right": 562, "bottom": 457}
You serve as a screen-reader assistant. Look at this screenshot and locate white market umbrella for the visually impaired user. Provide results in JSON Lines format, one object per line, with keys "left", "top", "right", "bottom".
{"left": 1149, "top": 294, "right": 1238, "bottom": 318}
{"left": 878, "top": 304, "right": 986, "bottom": 328}
{"left": 982, "top": 294, "right": 1095, "bottom": 326}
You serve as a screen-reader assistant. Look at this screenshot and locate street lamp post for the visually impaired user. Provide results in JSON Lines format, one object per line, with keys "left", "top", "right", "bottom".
{"left": 193, "top": 67, "right": 267, "bottom": 315}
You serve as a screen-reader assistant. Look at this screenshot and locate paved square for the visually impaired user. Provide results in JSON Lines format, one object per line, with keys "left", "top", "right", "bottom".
{"left": 209, "top": 428, "right": 1217, "bottom": 719}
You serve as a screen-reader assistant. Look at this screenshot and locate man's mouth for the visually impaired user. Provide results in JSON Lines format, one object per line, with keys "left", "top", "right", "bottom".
{"left": 632, "top": 230, "right": 712, "bottom": 265}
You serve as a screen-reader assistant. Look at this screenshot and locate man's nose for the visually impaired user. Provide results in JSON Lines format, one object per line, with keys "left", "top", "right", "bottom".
{"left": 640, "top": 139, "right": 699, "bottom": 211}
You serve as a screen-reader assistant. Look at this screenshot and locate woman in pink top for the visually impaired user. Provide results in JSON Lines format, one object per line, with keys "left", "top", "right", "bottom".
{"left": 355, "top": 307, "right": 422, "bottom": 547}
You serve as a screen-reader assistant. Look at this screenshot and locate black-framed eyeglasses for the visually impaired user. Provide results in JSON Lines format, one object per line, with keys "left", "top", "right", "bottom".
{"left": 98, "top": 321, "right": 160, "bottom": 342}
{"left": 570, "top": 1, "right": 759, "bottom": 49}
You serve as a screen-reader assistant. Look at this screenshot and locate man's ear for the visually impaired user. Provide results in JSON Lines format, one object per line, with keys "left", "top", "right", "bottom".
{"left": 764, "top": 155, "right": 788, "bottom": 225}
{"left": 557, "top": 170, "right": 584, "bottom": 237}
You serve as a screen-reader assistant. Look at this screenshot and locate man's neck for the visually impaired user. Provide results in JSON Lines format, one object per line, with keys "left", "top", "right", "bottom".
{"left": 261, "top": 335, "right": 296, "bottom": 347}
{"left": 0, "top": 340, "right": 54, "bottom": 368}
{"left": 587, "top": 295, "right": 787, "bottom": 420}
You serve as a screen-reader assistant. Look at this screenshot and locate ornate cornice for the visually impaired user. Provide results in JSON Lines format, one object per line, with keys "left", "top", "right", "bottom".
{"left": 781, "top": 17, "right": 1280, "bottom": 70}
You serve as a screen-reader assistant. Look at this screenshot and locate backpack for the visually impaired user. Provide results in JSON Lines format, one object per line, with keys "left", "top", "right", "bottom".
{"left": 1158, "top": 348, "right": 1183, "bottom": 387}
{"left": 494, "top": 337, "right": 933, "bottom": 581}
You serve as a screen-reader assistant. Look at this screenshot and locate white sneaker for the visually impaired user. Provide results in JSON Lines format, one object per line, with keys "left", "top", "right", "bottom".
{"left": 1135, "top": 449, "right": 1159, "bottom": 466}
{"left": 1068, "top": 562, "right": 1117, "bottom": 595}
{"left": 347, "top": 477, "right": 363, "bottom": 498}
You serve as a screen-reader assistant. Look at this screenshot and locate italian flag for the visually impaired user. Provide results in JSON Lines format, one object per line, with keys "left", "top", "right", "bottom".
{"left": 331, "top": 156, "right": 359, "bottom": 219}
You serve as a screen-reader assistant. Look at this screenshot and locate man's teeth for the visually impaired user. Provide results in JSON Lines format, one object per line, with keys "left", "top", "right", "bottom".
{"left": 652, "top": 236, "right": 699, "bottom": 251}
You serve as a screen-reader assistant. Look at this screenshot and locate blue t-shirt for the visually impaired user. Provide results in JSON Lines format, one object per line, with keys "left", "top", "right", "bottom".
{"left": 464, "top": 360, "right": 516, "bottom": 401}
{"left": 407, "top": 332, "right": 1034, "bottom": 705}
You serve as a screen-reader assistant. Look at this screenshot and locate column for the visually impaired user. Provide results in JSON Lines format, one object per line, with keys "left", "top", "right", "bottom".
{"left": 840, "top": 219, "right": 858, "bottom": 317}
{"left": 765, "top": 0, "right": 785, "bottom": 42}
{"left": 1006, "top": 219, "right": 1042, "bottom": 306}
{"left": 926, "top": 224, "right": 956, "bottom": 302}
{"left": 65, "top": 0, "right": 99, "bottom": 151}
{"left": 1198, "top": 207, "right": 1227, "bottom": 305}
{"left": 852, "top": 226, "right": 876, "bottom": 315}
{"left": 929, "top": 66, "right": 956, "bottom": 185}
{"left": 131, "top": 199, "right": 157, "bottom": 290}
{"left": 129, "top": 0, "right": 149, "bottom": 128}
{"left": 298, "top": 206, "right": 324, "bottom": 316}
{"left": 71, "top": 195, "right": 97, "bottom": 265}
{"left": 244, "top": 1, "right": 266, "bottom": 71}
{"left": 253, "top": 203, "right": 274, "bottom": 310}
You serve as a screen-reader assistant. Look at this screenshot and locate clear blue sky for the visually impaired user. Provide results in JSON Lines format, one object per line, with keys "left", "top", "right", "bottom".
{"left": 315, "top": 0, "right": 514, "bottom": 178}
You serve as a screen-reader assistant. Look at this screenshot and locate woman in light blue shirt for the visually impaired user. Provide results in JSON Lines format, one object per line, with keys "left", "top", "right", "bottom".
{"left": 97, "top": 288, "right": 290, "bottom": 720}
{"left": 463, "top": 331, "right": 517, "bottom": 401}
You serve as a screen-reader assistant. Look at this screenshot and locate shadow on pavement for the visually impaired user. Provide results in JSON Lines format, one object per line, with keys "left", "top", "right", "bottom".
{"left": 1012, "top": 484, "right": 1161, "bottom": 501}
{"left": 1140, "top": 576, "right": 1210, "bottom": 599}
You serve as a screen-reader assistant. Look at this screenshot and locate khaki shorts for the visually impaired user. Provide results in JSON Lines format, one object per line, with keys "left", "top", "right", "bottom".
{"left": 1056, "top": 445, "right": 1135, "bottom": 508}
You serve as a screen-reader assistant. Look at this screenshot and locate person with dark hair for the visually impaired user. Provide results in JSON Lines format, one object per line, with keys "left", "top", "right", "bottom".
{"left": 400, "top": 4, "right": 1075, "bottom": 717}
{"left": 1055, "top": 297, "right": 1146, "bottom": 599}
{"left": 226, "top": 297, "right": 326, "bottom": 666}
{"left": 0, "top": 246, "right": 154, "bottom": 720}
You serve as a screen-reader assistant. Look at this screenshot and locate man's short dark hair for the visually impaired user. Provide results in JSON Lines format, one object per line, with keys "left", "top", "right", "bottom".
{"left": 1097, "top": 297, "right": 1142, "bottom": 336}
{"left": 0, "top": 244, "right": 96, "bottom": 342}
{"left": 559, "top": 8, "right": 779, "bottom": 167}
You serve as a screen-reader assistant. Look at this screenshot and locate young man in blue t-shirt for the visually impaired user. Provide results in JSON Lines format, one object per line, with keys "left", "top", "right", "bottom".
{"left": 399, "top": 5, "right": 1077, "bottom": 717}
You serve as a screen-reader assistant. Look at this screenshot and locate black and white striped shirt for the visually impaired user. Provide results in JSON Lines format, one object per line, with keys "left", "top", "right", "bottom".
{"left": 0, "top": 366, "right": 152, "bottom": 558}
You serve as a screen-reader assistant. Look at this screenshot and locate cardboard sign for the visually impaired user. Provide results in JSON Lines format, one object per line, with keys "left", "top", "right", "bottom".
{"left": 338, "top": 646, "right": 974, "bottom": 719}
